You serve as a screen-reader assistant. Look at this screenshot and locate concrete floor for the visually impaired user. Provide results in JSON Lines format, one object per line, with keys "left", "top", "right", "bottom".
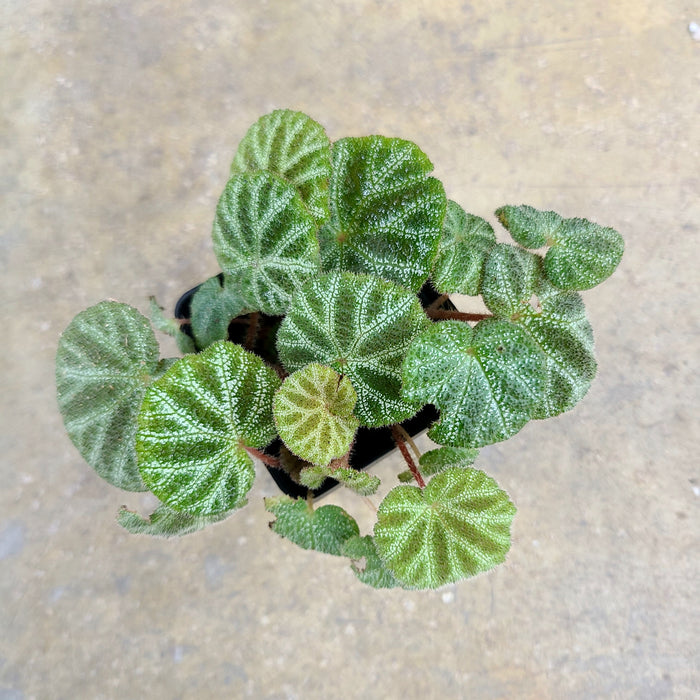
{"left": 2, "top": 2, "right": 698, "bottom": 698}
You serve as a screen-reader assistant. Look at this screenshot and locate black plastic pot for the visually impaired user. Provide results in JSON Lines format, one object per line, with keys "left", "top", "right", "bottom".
{"left": 174, "top": 277, "right": 455, "bottom": 499}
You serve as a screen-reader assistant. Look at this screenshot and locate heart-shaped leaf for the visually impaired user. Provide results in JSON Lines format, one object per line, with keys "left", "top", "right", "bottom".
{"left": 190, "top": 275, "right": 248, "bottom": 350}
{"left": 299, "top": 465, "right": 380, "bottom": 496}
{"left": 481, "top": 244, "right": 540, "bottom": 318}
{"left": 431, "top": 201, "right": 497, "bottom": 295}
{"left": 373, "top": 467, "right": 516, "bottom": 589}
{"left": 341, "top": 535, "right": 401, "bottom": 589}
{"left": 231, "top": 109, "right": 332, "bottom": 223}
{"left": 318, "top": 136, "right": 446, "bottom": 291}
{"left": 419, "top": 446, "right": 479, "bottom": 476}
{"left": 56, "top": 301, "right": 171, "bottom": 491}
{"left": 277, "top": 271, "right": 431, "bottom": 426}
{"left": 265, "top": 495, "right": 360, "bottom": 556}
{"left": 274, "top": 363, "right": 359, "bottom": 467}
{"left": 136, "top": 341, "right": 280, "bottom": 514}
{"left": 402, "top": 319, "right": 545, "bottom": 447}
{"left": 212, "top": 171, "right": 320, "bottom": 315}
{"left": 117, "top": 503, "right": 232, "bottom": 538}
{"left": 496, "top": 204, "right": 563, "bottom": 249}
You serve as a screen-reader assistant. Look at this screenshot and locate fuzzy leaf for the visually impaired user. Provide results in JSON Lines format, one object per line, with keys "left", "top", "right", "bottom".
{"left": 190, "top": 275, "right": 248, "bottom": 349}
{"left": 299, "top": 466, "right": 380, "bottom": 496}
{"left": 481, "top": 244, "right": 540, "bottom": 317}
{"left": 265, "top": 496, "right": 360, "bottom": 556}
{"left": 117, "top": 503, "right": 232, "bottom": 538}
{"left": 431, "top": 201, "right": 497, "bottom": 295}
{"left": 496, "top": 204, "right": 563, "bottom": 249}
{"left": 512, "top": 279, "right": 596, "bottom": 418}
{"left": 277, "top": 271, "right": 431, "bottom": 427}
{"left": 149, "top": 297, "right": 196, "bottom": 354}
{"left": 212, "top": 171, "right": 320, "bottom": 315}
{"left": 231, "top": 109, "right": 332, "bottom": 223}
{"left": 419, "top": 446, "right": 479, "bottom": 476}
{"left": 136, "top": 341, "right": 280, "bottom": 514}
{"left": 342, "top": 535, "right": 401, "bottom": 589}
{"left": 318, "top": 136, "right": 446, "bottom": 291}
{"left": 373, "top": 467, "right": 516, "bottom": 589}
{"left": 403, "top": 319, "right": 545, "bottom": 448}
{"left": 56, "top": 301, "right": 167, "bottom": 491}
{"left": 274, "top": 364, "right": 359, "bottom": 466}
{"left": 544, "top": 217, "right": 624, "bottom": 291}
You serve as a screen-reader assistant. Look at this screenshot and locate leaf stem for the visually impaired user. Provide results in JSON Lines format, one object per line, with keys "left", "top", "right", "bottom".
{"left": 426, "top": 309, "right": 491, "bottom": 322}
{"left": 245, "top": 312, "right": 260, "bottom": 351}
{"left": 391, "top": 425, "right": 425, "bottom": 489}
{"left": 426, "top": 293, "right": 450, "bottom": 311}
{"left": 244, "top": 445, "right": 281, "bottom": 469}
{"left": 394, "top": 424, "right": 421, "bottom": 462}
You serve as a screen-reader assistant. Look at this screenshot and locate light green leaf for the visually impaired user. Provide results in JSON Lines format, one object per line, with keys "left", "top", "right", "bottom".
{"left": 341, "top": 535, "right": 401, "bottom": 589}
{"left": 277, "top": 271, "right": 431, "bottom": 427}
{"left": 265, "top": 495, "right": 360, "bottom": 556}
{"left": 318, "top": 136, "right": 446, "bottom": 291}
{"left": 373, "top": 467, "right": 516, "bottom": 589}
{"left": 512, "top": 279, "right": 597, "bottom": 418}
{"left": 136, "top": 341, "right": 281, "bottom": 515}
{"left": 496, "top": 204, "right": 563, "bottom": 249}
{"left": 190, "top": 275, "right": 248, "bottom": 350}
{"left": 402, "top": 319, "right": 545, "bottom": 448}
{"left": 481, "top": 244, "right": 540, "bottom": 318}
{"left": 544, "top": 217, "right": 624, "bottom": 291}
{"left": 431, "top": 201, "right": 497, "bottom": 295}
{"left": 212, "top": 171, "right": 321, "bottom": 315}
{"left": 56, "top": 301, "right": 165, "bottom": 491}
{"left": 419, "top": 446, "right": 479, "bottom": 476}
{"left": 299, "top": 466, "right": 380, "bottom": 496}
{"left": 274, "top": 364, "right": 359, "bottom": 467}
{"left": 149, "top": 297, "right": 196, "bottom": 354}
{"left": 231, "top": 109, "right": 332, "bottom": 223}
{"left": 117, "top": 503, "right": 232, "bottom": 538}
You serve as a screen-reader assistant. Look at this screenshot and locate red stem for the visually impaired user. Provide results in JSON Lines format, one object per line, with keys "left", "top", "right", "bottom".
{"left": 245, "top": 312, "right": 260, "bottom": 351}
{"left": 391, "top": 425, "right": 425, "bottom": 489}
{"left": 244, "top": 445, "right": 281, "bottom": 469}
{"left": 426, "top": 309, "right": 491, "bottom": 322}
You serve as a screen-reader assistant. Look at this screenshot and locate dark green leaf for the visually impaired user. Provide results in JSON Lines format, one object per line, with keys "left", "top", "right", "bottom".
{"left": 419, "top": 446, "right": 479, "bottom": 476}
{"left": 481, "top": 244, "right": 540, "bottom": 317}
{"left": 190, "top": 275, "right": 248, "bottom": 350}
{"left": 496, "top": 204, "right": 563, "bottom": 249}
{"left": 117, "top": 503, "right": 232, "bottom": 538}
{"left": 341, "top": 535, "right": 401, "bottom": 589}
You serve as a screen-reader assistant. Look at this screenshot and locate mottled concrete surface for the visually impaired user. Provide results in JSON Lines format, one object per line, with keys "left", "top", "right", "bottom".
{"left": 2, "top": 2, "right": 698, "bottom": 698}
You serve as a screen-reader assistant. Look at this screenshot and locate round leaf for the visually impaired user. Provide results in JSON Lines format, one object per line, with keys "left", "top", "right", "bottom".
{"left": 402, "top": 319, "right": 545, "bottom": 448}
{"left": 56, "top": 301, "right": 164, "bottom": 492}
{"left": 274, "top": 364, "right": 359, "bottom": 466}
{"left": 318, "top": 136, "right": 446, "bottom": 291}
{"left": 231, "top": 109, "right": 332, "bottom": 223}
{"left": 374, "top": 467, "right": 516, "bottom": 589}
{"left": 136, "top": 341, "right": 281, "bottom": 515}
{"left": 481, "top": 244, "right": 540, "bottom": 317}
{"left": 495, "top": 204, "right": 563, "bottom": 249}
{"left": 544, "top": 217, "right": 624, "bottom": 290}
{"left": 277, "top": 271, "right": 431, "bottom": 427}
{"left": 431, "top": 201, "right": 497, "bottom": 295}
{"left": 212, "top": 171, "right": 320, "bottom": 315}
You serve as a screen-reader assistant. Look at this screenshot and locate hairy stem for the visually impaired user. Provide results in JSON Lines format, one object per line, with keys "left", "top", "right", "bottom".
{"left": 391, "top": 425, "right": 425, "bottom": 489}
{"left": 426, "top": 309, "right": 491, "bottom": 322}
{"left": 426, "top": 293, "right": 450, "bottom": 311}
{"left": 394, "top": 424, "right": 421, "bottom": 462}
{"left": 245, "top": 312, "right": 260, "bottom": 351}
{"left": 244, "top": 445, "right": 281, "bottom": 469}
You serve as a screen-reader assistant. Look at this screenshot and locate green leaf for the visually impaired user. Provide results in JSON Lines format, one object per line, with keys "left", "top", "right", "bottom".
{"left": 56, "top": 301, "right": 165, "bottom": 491}
{"left": 419, "top": 446, "right": 479, "bottom": 476}
{"left": 511, "top": 279, "right": 597, "bottom": 418}
{"left": 274, "top": 364, "right": 359, "bottom": 466}
{"left": 231, "top": 109, "right": 332, "bottom": 224}
{"left": 277, "top": 271, "right": 431, "bottom": 427}
{"left": 265, "top": 495, "right": 360, "bottom": 556}
{"left": 212, "top": 171, "right": 321, "bottom": 315}
{"left": 496, "top": 204, "right": 563, "bottom": 249}
{"left": 318, "top": 136, "right": 446, "bottom": 291}
{"left": 431, "top": 201, "right": 497, "bottom": 295}
{"left": 481, "top": 244, "right": 540, "bottom": 318}
{"left": 341, "top": 535, "right": 401, "bottom": 589}
{"left": 149, "top": 297, "right": 196, "bottom": 354}
{"left": 402, "top": 319, "right": 545, "bottom": 448}
{"left": 397, "top": 470, "right": 415, "bottom": 483}
{"left": 190, "top": 275, "right": 248, "bottom": 350}
{"left": 299, "top": 466, "right": 381, "bottom": 496}
{"left": 543, "top": 217, "right": 624, "bottom": 291}
{"left": 117, "top": 503, "right": 232, "bottom": 538}
{"left": 136, "top": 341, "right": 281, "bottom": 514}
{"left": 373, "top": 467, "right": 516, "bottom": 589}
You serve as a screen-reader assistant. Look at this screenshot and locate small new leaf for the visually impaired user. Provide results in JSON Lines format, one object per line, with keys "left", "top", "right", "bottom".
{"left": 117, "top": 503, "right": 232, "bottom": 538}
{"left": 402, "top": 319, "right": 545, "bottom": 447}
{"left": 274, "top": 364, "right": 359, "bottom": 467}
{"left": 190, "top": 275, "right": 248, "bottom": 350}
{"left": 432, "top": 201, "right": 497, "bottom": 295}
{"left": 56, "top": 301, "right": 164, "bottom": 491}
{"left": 373, "top": 467, "right": 516, "bottom": 589}
{"left": 419, "top": 446, "right": 479, "bottom": 476}
{"left": 265, "top": 496, "right": 360, "bottom": 556}
{"left": 299, "top": 466, "right": 381, "bottom": 496}
{"left": 496, "top": 204, "right": 563, "bottom": 249}
{"left": 341, "top": 535, "right": 401, "bottom": 589}
{"left": 136, "top": 341, "right": 281, "bottom": 514}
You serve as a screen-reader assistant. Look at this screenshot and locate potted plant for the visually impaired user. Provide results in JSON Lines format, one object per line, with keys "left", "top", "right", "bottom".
{"left": 55, "top": 109, "right": 624, "bottom": 590}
